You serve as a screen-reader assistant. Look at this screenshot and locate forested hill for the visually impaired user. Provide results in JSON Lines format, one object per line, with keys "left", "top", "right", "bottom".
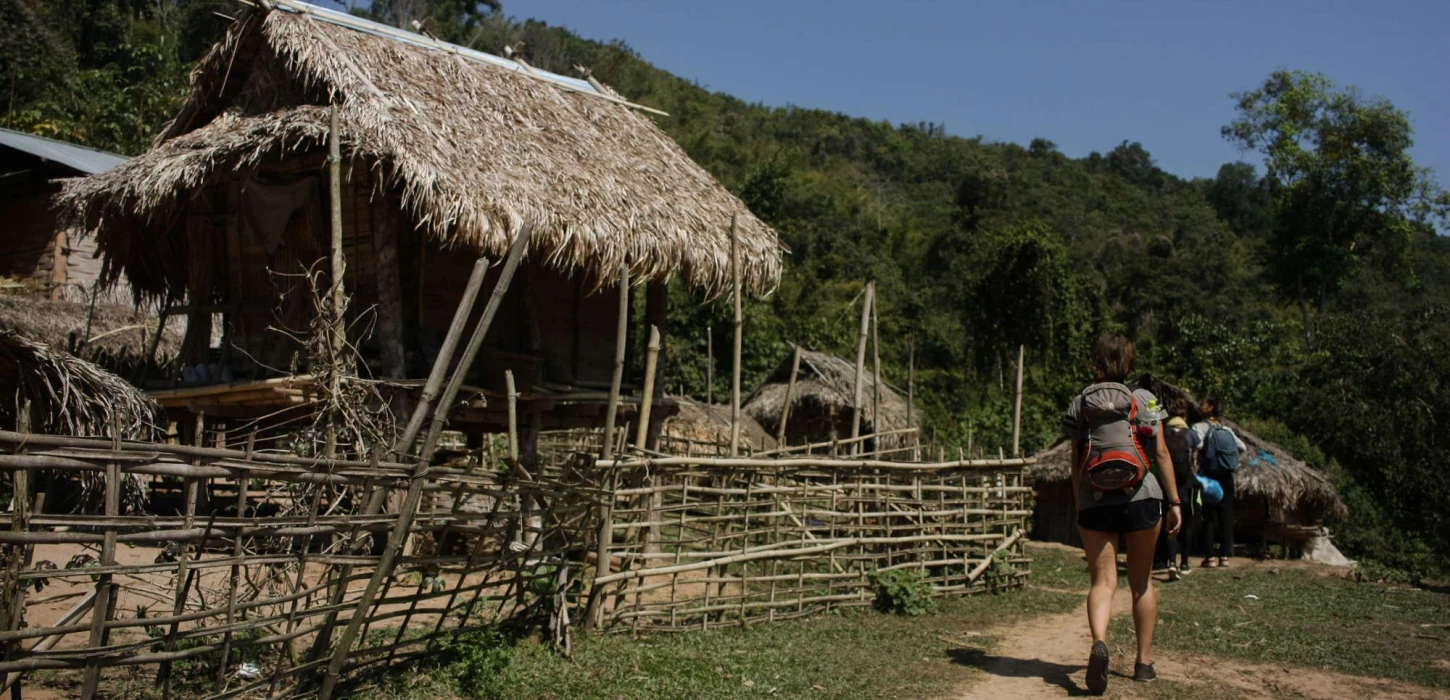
{"left": 4, "top": 0, "right": 1450, "bottom": 578}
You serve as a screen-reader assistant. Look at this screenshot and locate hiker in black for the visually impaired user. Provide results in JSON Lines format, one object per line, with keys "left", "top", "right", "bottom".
{"left": 1063, "top": 335, "right": 1181, "bottom": 694}
{"left": 1162, "top": 398, "right": 1199, "bottom": 578}
{"left": 1194, "top": 395, "right": 1244, "bottom": 568}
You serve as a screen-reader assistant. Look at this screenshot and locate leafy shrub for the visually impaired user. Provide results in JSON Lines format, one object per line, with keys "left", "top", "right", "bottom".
{"left": 869, "top": 569, "right": 935, "bottom": 616}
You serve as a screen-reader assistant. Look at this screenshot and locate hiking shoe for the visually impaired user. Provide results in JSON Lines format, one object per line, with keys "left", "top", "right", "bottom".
{"left": 1167, "top": 565, "right": 1181, "bottom": 581}
{"left": 1134, "top": 661, "right": 1157, "bottom": 682}
{"left": 1087, "top": 640, "right": 1110, "bottom": 695}
{"left": 1179, "top": 562, "right": 1192, "bottom": 575}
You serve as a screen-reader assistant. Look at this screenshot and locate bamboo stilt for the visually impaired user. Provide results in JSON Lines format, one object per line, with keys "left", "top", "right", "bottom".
{"left": 728, "top": 215, "right": 743, "bottom": 456}
{"left": 634, "top": 326, "right": 661, "bottom": 451}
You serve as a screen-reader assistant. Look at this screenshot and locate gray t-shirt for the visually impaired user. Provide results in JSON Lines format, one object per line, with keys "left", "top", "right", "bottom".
{"left": 1062, "top": 387, "right": 1164, "bottom": 511}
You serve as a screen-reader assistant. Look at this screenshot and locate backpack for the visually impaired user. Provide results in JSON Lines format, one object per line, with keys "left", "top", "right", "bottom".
{"left": 1202, "top": 423, "right": 1241, "bottom": 475}
{"left": 1163, "top": 425, "right": 1195, "bottom": 486}
{"left": 1075, "top": 383, "right": 1152, "bottom": 492}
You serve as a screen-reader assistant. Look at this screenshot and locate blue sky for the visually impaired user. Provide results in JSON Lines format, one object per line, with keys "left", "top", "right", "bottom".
{"left": 318, "top": 0, "right": 1448, "bottom": 182}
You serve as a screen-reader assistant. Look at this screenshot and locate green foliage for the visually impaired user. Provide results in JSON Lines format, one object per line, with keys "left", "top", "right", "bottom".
{"left": 429, "top": 626, "right": 514, "bottom": 697}
{"left": 869, "top": 568, "right": 935, "bottom": 616}
{"left": 1224, "top": 70, "right": 1450, "bottom": 346}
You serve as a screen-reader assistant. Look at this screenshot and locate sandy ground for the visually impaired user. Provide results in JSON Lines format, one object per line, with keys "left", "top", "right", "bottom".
{"left": 948, "top": 562, "right": 1449, "bottom": 700}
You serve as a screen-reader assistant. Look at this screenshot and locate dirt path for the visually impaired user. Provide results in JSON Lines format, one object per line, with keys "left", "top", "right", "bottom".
{"left": 949, "top": 585, "right": 1447, "bottom": 700}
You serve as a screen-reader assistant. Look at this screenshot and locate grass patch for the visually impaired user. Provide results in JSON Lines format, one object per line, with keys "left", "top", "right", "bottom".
{"left": 349, "top": 547, "right": 1087, "bottom": 699}
{"left": 1112, "top": 565, "right": 1450, "bottom": 689}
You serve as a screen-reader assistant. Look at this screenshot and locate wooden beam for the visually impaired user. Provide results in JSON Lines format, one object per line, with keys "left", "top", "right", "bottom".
{"left": 776, "top": 344, "right": 802, "bottom": 447}
{"left": 392, "top": 258, "right": 489, "bottom": 456}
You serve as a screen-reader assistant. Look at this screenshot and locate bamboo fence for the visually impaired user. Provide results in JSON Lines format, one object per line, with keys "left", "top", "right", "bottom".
{"left": 585, "top": 453, "right": 1032, "bottom": 633}
{"left": 0, "top": 420, "right": 604, "bottom": 699}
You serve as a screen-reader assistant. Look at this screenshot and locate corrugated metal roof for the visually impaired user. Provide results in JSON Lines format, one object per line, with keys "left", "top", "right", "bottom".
{"left": 0, "top": 128, "right": 128, "bottom": 175}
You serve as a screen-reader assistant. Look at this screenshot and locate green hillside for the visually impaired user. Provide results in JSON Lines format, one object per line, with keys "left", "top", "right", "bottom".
{"left": 4, "top": 0, "right": 1449, "bottom": 577}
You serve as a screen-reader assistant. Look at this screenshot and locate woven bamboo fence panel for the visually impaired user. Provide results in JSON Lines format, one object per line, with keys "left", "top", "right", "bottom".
{"left": 588, "top": 456, "right": 1032, "bottom": 633}
{"left": 0, "top": 426, "right": 603, "bottom": 699}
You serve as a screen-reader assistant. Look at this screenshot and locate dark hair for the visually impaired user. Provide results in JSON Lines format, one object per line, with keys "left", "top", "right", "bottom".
{"left": 1201, "top": 394, "right": 1224, "bottom": 418}
{"left": 1089, "top": 333, "right": 1135, "bottom": 382}
{"left": 1168, "top": 397, "right": 1191, "bottom": 419}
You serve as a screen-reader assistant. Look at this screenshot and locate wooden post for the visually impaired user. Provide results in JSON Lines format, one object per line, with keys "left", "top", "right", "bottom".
{"left": 776, "top": 344, "right": 802, "bottom": 447}
{"left": 373, "top": 191, "right": 406, "bottom": 379}
{"left": 601, "top": 262, "right": 629, "bottom": 461}
{"left": 706, "top": 326, "right": 713, "bottom": 407}
{"left": 729, "top": 215, "right": 743, "bottom": 457}
{"left": 80, "top": 414, "right": 124, "bottom": 699}
{"left": 1012, "top": 344, "right": 1024, "bottom": 457}
{"left": 907, "top": 339, "right": 916, "bottom": 460}
{"left": 328, "top": 103, "right": 347, "bottom": 415}
{"left": 871, "top": 294, "right": 881, "bottom": 451}
{"left": 634, "top": 326, "right": 661, "bottom": 451}
{"left": 2, "top": 402, "right": 31, "bottom": 696}
{"left": 849, "top": 281, "right": 874, "bottom": 453}
{"left": 505, "top": 371, "right": 519, "bottom": 463}
{"left": 215, "top": 428, "right": 254, "bottom": 692}
{"left": 319, "top": 223, "right": 532, "bottom": 700}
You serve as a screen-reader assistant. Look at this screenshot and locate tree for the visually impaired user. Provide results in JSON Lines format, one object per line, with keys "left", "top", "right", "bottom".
{"left": 1224, "top": 70, "right": 1450, "bottom": 349}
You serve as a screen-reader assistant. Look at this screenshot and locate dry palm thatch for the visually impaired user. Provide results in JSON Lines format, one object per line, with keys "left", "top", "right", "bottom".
{"left": 660, "top": 395, "right": 776, "bottom": 452}
{"left": 58, "top": 1, "right": 782, "bottom": 302}
{"left": 0, "top": 329, "right": 162, "bottom": 511}
{"left": 0, "top": 295, "right": 181, "bottom": 375}
{"left": 742, "top": 349, "right": 914, "bottom": 444}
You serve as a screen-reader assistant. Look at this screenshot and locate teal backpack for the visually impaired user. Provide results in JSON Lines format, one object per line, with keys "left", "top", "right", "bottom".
{"left": 1202, "top": 423, "right": 1241, "bottom": 475}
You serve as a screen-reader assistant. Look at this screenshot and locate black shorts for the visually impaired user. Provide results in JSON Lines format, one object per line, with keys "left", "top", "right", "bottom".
{"left": 1078, "top": 498, "right": 1163, "bottom": 534}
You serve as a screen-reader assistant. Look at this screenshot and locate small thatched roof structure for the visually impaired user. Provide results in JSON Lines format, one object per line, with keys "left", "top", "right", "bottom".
{"left": 59, "top": 0, "right": 781, "bottom": 301}
{"left": 0, "top": 329, "right": 163, "bottom": 438}
{"left": 1029, "top": 423, "right": 1345, "bottom": 520}
{"left": 0, "top": 296, "right": 181, "bottom": 375}
{"left": 660, "top": 396, "right": 776, "bottom": 453}
{"left": 743, "top": 349, "right": 915, "bottom": 445}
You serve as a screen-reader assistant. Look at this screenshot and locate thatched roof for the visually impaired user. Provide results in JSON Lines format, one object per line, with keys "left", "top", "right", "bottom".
{"left": 0, "top": 330, "right": 163, "bottom": 439}
{"left": 742, "top": 348, "right": 915, "bottom": 439}
{"left": 0, "top": 296, "right": 181, "bottom": 374}
{"left": 59, "top": 0, "right": 781, "bottom": 300}
{"left": 1029, "top": 422, "right": 1346, "bottom": 520}
{"left": 661, "top": 395, "right": 776, "bottom": 452}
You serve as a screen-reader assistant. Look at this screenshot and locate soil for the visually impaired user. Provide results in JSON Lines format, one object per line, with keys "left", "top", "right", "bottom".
{"left": 948, "top": 561, "right": 1448, "bottom": 700}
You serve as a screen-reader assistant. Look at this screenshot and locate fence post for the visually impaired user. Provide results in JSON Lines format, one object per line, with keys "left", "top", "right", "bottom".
{"left": 849, "top": 281, "right": 874, "bottom": 453}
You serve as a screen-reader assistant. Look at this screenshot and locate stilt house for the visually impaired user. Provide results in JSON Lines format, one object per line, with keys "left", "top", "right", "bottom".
{"left": 60, "top": 0, "right": 780, "bottom": 433}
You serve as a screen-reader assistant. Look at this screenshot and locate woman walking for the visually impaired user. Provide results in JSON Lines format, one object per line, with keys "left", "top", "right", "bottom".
{"left": 1195, "top": 395, "right": 1244, "bottom": 568}
{"left": 1062, "top": 334, "right": 1181, "bottom": 694}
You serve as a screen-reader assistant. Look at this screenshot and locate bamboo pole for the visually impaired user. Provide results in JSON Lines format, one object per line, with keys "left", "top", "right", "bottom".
{"left": 319, "top": 223, "right": 532, "bottom": 700}
{"left": 1012, "top": 344, "right": 1025, "bottom": 457}
{"left": 705, "top": 326, "right": 713, "bottom": 408}
{"left": 79, "top": 416, "right": 123, "bottom": 699}
{"left": 327, "top": 104, "right": 347, "bottom": 429}
{"left": 728, "top": 215, "right": 743, "bottom": 457}
{"left": 907, "top": 339, "right": 916, "bottom": 460}
{"left": 2, "top": 402, "right": 30, "bottom": 697}
{"left": 600, "top": 262, "right": 630, "bottom": 462}
{"left": 634, "top": 326, "right": 662, "bottom": 451}
{"left": 776, "top": 344, "right": 801, "bottom": 447}
{"left": 849, "top": 281, "right": 874, "bottom": 452}
{"left": 505, "top": 371, "right": 519, "bottom": 462}
{"left": 871, "top": 296, "right": 881, "bottom": 452}
{"left": 156, "top": 413, "right": 204, "bottom": 696}
{"left": 394, "top": 258, "right": 490, "bottom": 456}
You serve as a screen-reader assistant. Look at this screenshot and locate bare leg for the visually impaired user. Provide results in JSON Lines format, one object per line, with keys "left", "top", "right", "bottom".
{"left": 1079, "top": 528, "right": 1118, "bottom": 643}
{"left": 1125, "top": 524, "right": 1161, "bottom": 665}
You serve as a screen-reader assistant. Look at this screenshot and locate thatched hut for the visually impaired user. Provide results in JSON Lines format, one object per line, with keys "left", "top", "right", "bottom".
{"left": 0, "top": 128, "right": 127, "bottom": 301}
{"left": 660, "top": 395, "right": 776, "bottom": 454}
{"left": 742, "top": 349, "right": 916, "bottom": 451}
{"left": 0, "top": 329, "right": 162, "bottom": 512}
{"left": 59, "top": 0, "right": 780, "bottom": 435}
{"left": 1027, "top": 421, "right": 1346, "bottom": 553}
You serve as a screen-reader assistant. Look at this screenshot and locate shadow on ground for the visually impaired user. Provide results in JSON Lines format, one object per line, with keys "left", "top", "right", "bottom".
{"left": 947, "top": 647, "right": 1092, "bottom": 697}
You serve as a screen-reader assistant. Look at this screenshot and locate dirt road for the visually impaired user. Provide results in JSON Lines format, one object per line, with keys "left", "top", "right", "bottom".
{"left": 950, "top": 583, "right": 1447, "bottom": 699}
